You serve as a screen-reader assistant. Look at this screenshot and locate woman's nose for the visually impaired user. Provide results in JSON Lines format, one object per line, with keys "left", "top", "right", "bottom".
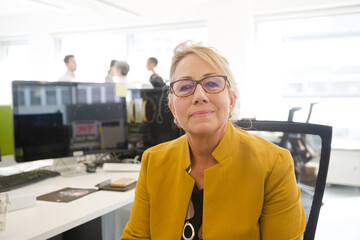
{"left": 192, "top": 84, "right": 209, "bottom": 104}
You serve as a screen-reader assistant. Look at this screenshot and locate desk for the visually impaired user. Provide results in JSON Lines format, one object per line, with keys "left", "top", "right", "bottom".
{"left": 0, "top": 169, "right": 139, "bottom": 240}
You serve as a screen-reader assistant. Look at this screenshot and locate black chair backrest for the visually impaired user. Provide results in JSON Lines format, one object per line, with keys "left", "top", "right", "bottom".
{"left": 235, "top": 120, "right": 332, "bottom": 240}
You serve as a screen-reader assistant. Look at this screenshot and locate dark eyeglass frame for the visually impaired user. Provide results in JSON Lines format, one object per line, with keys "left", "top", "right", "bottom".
{"left": 170, "top": 75, "right": 228, "bottom": 97}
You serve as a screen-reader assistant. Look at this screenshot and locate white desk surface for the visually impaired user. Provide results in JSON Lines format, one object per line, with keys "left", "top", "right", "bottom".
{"left": 0, "top": 169, "right": 139, "bottom": 240}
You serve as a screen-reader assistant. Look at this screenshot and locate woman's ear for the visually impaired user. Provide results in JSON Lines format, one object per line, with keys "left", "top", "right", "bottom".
{"left": 229, "top": 94, "right": 237, "bottom": 113}
{"left": 169, "top": 101, "right": 176, "bottom": 119}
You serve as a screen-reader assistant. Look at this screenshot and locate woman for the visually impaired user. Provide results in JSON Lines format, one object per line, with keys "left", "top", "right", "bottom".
{"left": 121, "top": 42, "right": 305, "bottom": 239}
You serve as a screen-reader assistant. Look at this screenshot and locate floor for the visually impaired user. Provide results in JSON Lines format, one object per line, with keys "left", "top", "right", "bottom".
{"left": 315, "top": 184, "right": 360, "bottom": 240}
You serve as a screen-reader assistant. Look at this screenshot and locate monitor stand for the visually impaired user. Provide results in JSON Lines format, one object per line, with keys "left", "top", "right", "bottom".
{"left": 52, "top": 156, "right": 85, "bottom": 177}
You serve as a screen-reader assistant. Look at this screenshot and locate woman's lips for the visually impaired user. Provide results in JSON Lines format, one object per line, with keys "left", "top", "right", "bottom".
{"left": 191, "top": 110, "right": 213, "bottom": 118}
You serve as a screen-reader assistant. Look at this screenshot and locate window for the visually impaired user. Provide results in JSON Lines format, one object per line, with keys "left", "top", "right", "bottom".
{"left": 0, "top": 39, "right": 30, "bottom": 105}
{"left": 92, "top": 87, "right": 101, "bottom": 103}
{"left": 30, "top": 88, "right": 41, "bottom": 106}
{"left": 61, "top": 87, "right": 72, "bottom": 105}
{"left": 77, "top": 88, "right": 87, "bottom": 104}
{"left": 45, "top": 88, "right": 57, "bottom": 105}
{"left": 105, "top": 86, "right": 115, "bottom": 103}
{"left": 128, "top": 26, "right": 208, "bottom": 83}
{"left": 57, "top": 33, "right": 128, "bottom": 83}
{"left": 56, "top": 24, "right": 207, "bottom": 85}
{"left": 253, "top": 11, "right": 360, "bottom": 149}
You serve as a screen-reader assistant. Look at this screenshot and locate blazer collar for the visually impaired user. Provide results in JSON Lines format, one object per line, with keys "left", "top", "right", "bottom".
{"left": 181, "top": 120, "right": 236, "bottom": 170}
{"left": 211, "top": 120, "right": 236, "bottom": 163}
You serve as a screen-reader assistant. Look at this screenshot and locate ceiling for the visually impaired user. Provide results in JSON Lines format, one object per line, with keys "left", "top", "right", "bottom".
{"left": 0, "top": 0, "right": 208, "bottom": 34}
{"left": 0, "top": 0, "right": 147, "bottom": 16}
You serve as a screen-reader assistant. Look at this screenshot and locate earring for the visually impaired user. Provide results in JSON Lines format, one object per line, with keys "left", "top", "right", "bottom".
{"left": 229, "top": 112, "right": 232, "bottom": 119}
{"left": 174, "top": 118, "right": 180, "bottom": 127}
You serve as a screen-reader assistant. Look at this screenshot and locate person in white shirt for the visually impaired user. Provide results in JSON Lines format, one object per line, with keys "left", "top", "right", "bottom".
{"left": 105, "top": 59, "right": 117, "bottom": 82}
{"left": 58, "top": 55, "right": 77, "bottom": 82}
{"left": 113, "top": 61, "right": 130, "bottom": 83}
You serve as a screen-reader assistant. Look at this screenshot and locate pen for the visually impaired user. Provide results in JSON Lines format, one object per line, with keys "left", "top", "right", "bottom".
{"left": 95, "top": 179, "right": 111, "bottom": 188}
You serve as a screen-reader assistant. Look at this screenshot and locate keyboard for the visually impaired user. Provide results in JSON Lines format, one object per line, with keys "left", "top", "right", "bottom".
{"left": 102, "top": 163, "right": 141, "bottom": 172}
{"left": 0, "top": 169, "right": 60, "bottom": 192}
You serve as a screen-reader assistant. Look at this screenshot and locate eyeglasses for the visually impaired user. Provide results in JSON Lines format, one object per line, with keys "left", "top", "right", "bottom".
{"left": 170, "top": 75, "right": 228, "bottom": 97}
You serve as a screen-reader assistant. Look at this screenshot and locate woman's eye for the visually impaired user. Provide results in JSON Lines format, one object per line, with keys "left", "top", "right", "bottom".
{"left": 179, "top": 84, "right": 192, "bottom": 92}
{"left": 206, "top": 81, "right": 219, "bottom": 88}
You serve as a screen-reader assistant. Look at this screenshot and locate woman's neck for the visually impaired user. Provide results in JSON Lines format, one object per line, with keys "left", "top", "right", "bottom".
{"left": 187, "top": 127, "right": 226, "bottom": 167}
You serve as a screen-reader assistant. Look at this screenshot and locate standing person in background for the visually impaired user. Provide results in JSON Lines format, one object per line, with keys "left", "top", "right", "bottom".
{"left": 113, "top": 61, "right": 130, "bottom": 83}
{"left": 105, "top": 59, "right": 117, "bottom": 82}
{"left": 147, "top": 57, "right": 164, "bottom": 88}
{"left": 58, "top": 55, "right": 76, "bottom": 82}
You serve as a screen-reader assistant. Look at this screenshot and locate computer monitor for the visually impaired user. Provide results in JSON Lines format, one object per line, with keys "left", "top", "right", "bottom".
{"left": 12, "top": 81, "right": 128, "bottom": 163}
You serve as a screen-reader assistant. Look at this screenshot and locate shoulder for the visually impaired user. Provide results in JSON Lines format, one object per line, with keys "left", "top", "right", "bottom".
{"left": 59, "top": 72, "right": 73, "bottom": 82}
{"left": 232, "top": 125, "right": 284, "bottom": 153}
{"left": 231, "top": 125, "right": 293, "bottom": 172}
{"left": 141, "top": 135, "right": 187, "bottom": 165}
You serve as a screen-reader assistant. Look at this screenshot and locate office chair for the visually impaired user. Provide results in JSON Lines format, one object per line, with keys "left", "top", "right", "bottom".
{"left": 235, "top": 119, "right": 332, "bottom": 240}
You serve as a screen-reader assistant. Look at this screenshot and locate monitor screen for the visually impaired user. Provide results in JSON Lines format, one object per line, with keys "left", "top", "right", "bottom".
{"left": 12, "top": 81, "right": 128, "bottom": 162}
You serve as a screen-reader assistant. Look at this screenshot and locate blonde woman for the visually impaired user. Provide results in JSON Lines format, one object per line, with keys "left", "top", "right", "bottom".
{"left": 121, "top": 41, "right": 305, "bottom": 240}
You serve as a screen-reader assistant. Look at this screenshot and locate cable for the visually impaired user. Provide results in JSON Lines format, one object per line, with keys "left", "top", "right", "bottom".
{"left": 156, "top": 86, "right": 167, "bottom": 124}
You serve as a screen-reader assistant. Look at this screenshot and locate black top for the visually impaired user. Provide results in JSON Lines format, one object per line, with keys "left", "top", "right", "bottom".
{"left": 182, "top": 184, "right": 204, "bottom": 240}
{"left": 149, "top": 73, "right": 164, "bottom": 88}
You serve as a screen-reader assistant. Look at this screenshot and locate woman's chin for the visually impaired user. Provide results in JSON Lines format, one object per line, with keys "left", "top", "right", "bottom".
{"left": 187, "top": 123, "right": 219, "bottom": 136}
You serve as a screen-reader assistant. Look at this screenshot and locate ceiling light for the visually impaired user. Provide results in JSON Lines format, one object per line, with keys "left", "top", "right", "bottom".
{"left": 94, "top": 0, "right": 140, "bottom": 17}
{"left": 27, "top": 0, "right": 66, "bottom": 10}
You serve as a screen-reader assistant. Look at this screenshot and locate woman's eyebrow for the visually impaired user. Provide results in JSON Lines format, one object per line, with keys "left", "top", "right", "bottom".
{"left": 177, "top": 76, "right": 193, "bottom": 80}
{"left": 203, "top": 73, "right": 217, "bottom": 78}
{"left": 177, "top": 73, "right": 217, "bottom": 80}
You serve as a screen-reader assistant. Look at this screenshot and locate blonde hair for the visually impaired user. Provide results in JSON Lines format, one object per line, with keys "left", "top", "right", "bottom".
{"left": 168, "top": 41, "right": 238, "bottom": 102}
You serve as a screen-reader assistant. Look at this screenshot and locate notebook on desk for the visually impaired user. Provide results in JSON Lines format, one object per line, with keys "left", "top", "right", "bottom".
{"left": 96, "top": 178, "right": 137, "bottom": 192}
{"left": 98, "top": 182, "right": 137, "bottom": 192}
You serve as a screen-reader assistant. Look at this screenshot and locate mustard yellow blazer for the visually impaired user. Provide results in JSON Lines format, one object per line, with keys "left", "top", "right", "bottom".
{"left": 121, "top": 122, "right": 306, "bottom": 240}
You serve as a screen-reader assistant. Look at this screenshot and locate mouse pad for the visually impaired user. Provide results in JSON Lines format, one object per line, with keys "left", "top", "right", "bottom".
{"left": 37, "top": 187, "right": 98, "bottom": 203}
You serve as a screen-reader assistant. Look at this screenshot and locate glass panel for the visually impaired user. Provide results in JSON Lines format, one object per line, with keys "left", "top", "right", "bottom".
{"left": 0, "top": 41, "right": 30, "bottom": 105}
{"left": 92, "top": 87, "right": 101, "bottom": 103}
{"left": 61, "top": 87, "right": 72, "bottom": 105}
{"left": 253, "top": 12, "right": 360, "bottom": 149}
{"left": 77, "top": 89, "right": 87, "bottom": 104}
{"left": 30, "top": 88, "right": 41, "bottom": 106}
{"left": 46, "top": 88, "right": 57, "bottom": 105}
{"left": 105, "top": 86, "right": 115, "bottom": 103}
{"left": 14, "top": 88, "right": 25, "bottom": 107}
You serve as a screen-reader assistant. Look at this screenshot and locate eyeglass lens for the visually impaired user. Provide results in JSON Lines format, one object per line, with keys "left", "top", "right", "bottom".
{"left": 172, "top": 76, "right": 226, "bottom": 97}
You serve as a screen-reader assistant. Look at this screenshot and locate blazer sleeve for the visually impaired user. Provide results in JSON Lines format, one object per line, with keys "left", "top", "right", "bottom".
{"left": 260, "top": 149, "right": 306, "bottom": 240}
{"left": 120, "top": 151, "right": 151, "bottom": 240}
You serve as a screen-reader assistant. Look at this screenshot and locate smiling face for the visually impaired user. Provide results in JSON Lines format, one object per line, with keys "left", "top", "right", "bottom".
{"left": 169, "top": 54, "right": 236, "bottom": 137}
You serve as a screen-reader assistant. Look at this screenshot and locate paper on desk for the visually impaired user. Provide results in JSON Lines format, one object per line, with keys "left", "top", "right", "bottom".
{"left": 116, "top": 83, "right": 127, "bottom": 97}
{"left": 0, "top": 160, "right": 53, "bottom": 176}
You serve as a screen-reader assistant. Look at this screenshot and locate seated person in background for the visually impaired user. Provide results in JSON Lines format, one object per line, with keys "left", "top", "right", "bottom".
{"left": 113, "top": 61, "right": 130, "bottom": 83}
{"left": 59, "top": 55, "right": 76, "bottom": 82}
{"left": 105, "top": 59, "right": 117, "bottom": 82}
{"left": 147, "top": 57, "right": 164, "bottom": 87}
{"left": 120, "top": 41, "right": 306, "bottom": 240}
